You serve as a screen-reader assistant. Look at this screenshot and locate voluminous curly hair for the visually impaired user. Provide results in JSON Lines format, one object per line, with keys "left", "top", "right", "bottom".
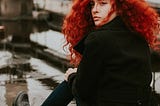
{"left": 62, "top": 0, "right": 160, "bottom": 67}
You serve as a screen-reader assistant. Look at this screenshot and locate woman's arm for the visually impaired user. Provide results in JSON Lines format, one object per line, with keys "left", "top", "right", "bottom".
{"left": 72, "top": 33, "right": 104, "bottom": 103}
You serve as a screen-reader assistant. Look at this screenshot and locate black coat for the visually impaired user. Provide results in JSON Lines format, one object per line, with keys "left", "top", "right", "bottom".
{"left": 69, "top": 17, "right": 152, "bottom": 105}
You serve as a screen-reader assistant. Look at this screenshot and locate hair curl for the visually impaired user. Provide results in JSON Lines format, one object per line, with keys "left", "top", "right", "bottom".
{"left": 62, "top": 0, "right": 159, "bottom": 67}
{"left": 115, "top": 0, "right": 159, "bottom": 46}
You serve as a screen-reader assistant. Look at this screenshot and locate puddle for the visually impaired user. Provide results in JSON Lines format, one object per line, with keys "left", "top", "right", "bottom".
{"left": 0, "top": 51, "right": 64, "bottom": 106}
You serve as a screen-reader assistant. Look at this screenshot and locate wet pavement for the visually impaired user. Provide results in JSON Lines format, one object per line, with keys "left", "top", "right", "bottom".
{"left": 0, "top": 51, "right": 76, "bottom": 106}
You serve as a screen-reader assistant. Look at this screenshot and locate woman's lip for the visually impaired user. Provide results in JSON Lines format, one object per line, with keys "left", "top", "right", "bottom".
{"left": 94, "top": 17, "right": 100, "bottom": 21}
{"left": 93, "top": 16, "right": 100, "bottom": 18}
{"left": 93, "top": 16, "right": 100, "bottom": 20}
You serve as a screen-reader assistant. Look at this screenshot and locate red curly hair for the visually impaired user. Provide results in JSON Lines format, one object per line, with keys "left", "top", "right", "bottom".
{"left": 62, "top": 0, "right": 160, "bottom": 67}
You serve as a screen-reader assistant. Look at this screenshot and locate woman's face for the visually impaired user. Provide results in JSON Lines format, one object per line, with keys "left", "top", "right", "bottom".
{"left": 90, "top": 0, "right": 116, "bottom": 26}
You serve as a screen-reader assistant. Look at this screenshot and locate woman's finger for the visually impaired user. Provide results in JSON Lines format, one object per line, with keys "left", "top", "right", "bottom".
{"left": 64, "top": 68, "right": 77, "bottom": 81}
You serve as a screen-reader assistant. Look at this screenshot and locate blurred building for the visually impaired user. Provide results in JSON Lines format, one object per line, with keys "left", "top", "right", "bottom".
{"left": 0, "top": 0, "right": 33, "bottom": 17}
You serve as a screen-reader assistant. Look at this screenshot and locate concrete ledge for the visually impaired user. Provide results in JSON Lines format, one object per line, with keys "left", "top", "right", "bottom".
{"left": 0, "top": 42, "right": 71, "bottom": 72}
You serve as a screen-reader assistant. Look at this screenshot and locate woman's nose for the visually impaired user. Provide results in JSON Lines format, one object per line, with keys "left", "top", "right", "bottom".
{"left": 92, "top": 4, "right": 98, "bottom": 13}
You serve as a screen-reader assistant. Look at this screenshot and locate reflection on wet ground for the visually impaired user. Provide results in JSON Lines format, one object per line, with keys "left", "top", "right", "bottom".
{"left": 38, "top": 78, "right": 59, "bottom": 90}
{"left": 0, "top": 51, "right": 70, "bottom": 106}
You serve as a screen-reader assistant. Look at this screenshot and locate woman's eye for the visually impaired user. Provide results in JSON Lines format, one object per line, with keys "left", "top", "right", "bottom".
{"left": 90, "top": 1, "right": 107, "bottom": 8}
{"left": 99, "top": 1, "right": 108, "bottom": 5}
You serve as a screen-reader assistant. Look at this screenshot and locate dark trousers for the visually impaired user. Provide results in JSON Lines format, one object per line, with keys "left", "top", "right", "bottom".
{"left": 41, "top": 81, "right": 74, "bottom": 106}
{"left": 41, "top": 81, "right": 156, "bottom": 106}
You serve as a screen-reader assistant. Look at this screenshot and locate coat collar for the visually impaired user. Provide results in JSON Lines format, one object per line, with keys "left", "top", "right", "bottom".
{"left": 73, "top": 34, "right": 87, "bottom": 55}
{"left": 97, "top": 16, "right": 127, "bottom": 31}
{"left": 73, "top": 16, "right": 126, "bottom": 54}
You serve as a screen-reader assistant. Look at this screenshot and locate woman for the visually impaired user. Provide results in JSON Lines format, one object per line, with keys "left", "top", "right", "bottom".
{"left": 41, "top": 0, "right": 160, "bottom": 106}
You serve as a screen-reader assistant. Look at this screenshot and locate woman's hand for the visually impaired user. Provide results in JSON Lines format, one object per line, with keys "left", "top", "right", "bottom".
{"left": 64, "top": 68, "right": 77, "bottom": 81}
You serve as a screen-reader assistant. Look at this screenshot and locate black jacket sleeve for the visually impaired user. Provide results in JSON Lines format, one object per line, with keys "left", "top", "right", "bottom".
{"left": 67, "top": 73, "right": 76, "bottom": 87}
{"left": 72, "top": 32, "right": 104, "bottom": 103}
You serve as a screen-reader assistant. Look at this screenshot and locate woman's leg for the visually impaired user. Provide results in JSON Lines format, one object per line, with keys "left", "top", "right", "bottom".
{"left": 41, "top": 81, "right": 74, "bottom": 106}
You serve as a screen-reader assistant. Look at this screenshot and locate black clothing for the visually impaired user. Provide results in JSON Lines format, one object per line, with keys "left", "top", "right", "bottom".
{"left": 69, "top": 17, "right": 152, "bottom": 105}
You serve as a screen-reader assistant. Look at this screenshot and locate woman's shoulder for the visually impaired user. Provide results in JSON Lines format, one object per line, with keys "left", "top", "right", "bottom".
{"left": 84, "top": 30, "right": 121, "bottom": 48}
{"left": 86, "top": 29, "right": 130, "bottom": 42}
{"left": 85, "top": 29, "right": 147, "bottom": 47}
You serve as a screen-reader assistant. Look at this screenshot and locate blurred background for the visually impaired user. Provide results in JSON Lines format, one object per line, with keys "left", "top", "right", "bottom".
{"left": 0, "top": 0, "right": 159, "bottom": 106}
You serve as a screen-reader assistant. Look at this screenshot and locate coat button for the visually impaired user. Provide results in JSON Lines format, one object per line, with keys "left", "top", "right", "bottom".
{"left": 137, "top": 100, "right": 142, "bottom": 106}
